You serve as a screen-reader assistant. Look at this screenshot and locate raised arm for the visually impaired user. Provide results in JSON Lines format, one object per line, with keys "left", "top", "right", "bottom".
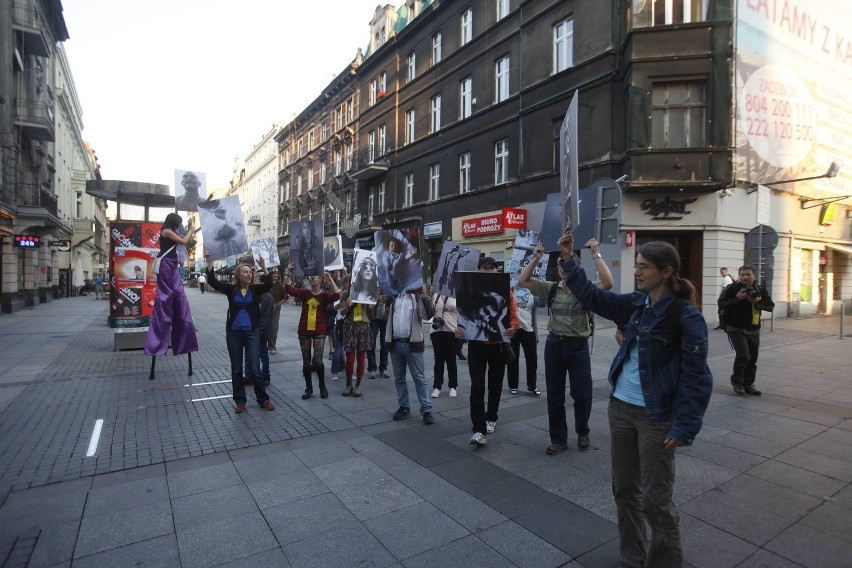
{"left": 518, "top": 243, "right": 544, "bottom": 289}
{"left": 585, "top": 238, "right": 614, "bottom": 291}
{"left": 161, "top": 228, "right": 191, "bottom": 246}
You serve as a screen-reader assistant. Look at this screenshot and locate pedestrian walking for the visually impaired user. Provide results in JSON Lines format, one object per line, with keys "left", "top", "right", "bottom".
{"left": 718, "top": 265, "right": 774, "bottom": 396}
{"left": 505, "top": 297, "right": 540, "bottom": 396}
{"left": 204, "top": 252, "right": 275, "bottom": 414}
{"left": 430, "top": 293, "right": 460, "bottom": 398}
{"left": 197, "top": 272, "right": 206, "bottom": 294}
{"left": 558, "top": 229, "right": 712, "bottom": 568}
{"left": 519, "top": 238, "right": 613, "bottom": 454}
{"left": 337, "top": 287, "right": 373, "bottom": 397}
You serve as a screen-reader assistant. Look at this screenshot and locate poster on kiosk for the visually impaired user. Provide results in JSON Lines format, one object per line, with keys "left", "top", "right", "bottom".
{"left": 108, "top": 221, "right": 162, "bottom": 328}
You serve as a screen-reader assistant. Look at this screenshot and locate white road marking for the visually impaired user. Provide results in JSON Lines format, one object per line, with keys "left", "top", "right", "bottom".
{"left": 190, "top": 395, "right": 232, "bottom": 402}
{"left": 86, "top": 419, "right": 104, "bottom": 457}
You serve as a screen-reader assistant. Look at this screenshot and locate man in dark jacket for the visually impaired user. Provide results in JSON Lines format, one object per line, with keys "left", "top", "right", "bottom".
{"left": 718, "top": 265, "right": 774, "bottom": 396}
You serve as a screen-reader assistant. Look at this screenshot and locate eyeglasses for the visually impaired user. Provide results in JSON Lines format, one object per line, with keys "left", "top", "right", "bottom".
{"left": 633, "top": 263, "right": 657, "bottom": 272}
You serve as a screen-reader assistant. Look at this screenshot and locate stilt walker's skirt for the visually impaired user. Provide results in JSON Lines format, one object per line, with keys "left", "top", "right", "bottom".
{"left": 144, "top": 257, "right": 199, "bottom": 356}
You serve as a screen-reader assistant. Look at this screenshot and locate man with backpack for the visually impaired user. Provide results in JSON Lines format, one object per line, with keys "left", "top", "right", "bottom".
{"left": 518, "top": 238, "right": 613, "bottom": 454}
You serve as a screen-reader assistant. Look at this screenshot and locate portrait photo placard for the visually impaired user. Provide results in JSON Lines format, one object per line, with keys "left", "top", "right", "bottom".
{"left": 349, "top": 249, "right": 379, "bottom": 305}
{"left": 374, "top": 227, "right": 423, "bottom": 296}
{"left": 174, "top": 169, "right": 207, "bottom": 212}
{"left": 455, "top": 271, "right": 511, "bottom": 343}
{"left": 323, "top": 235, "right": 344, "bottom": 271}
{"left": 289, "top": 219, "right": 324, "bottom": 277}
{"left": 432, "top": 241, "right": 480, "bottom": 298}
{"left": 250, "top": 237, "right": 280, "bottom": 269}
{"left": 197, "top": 196, "right": 248, "bottom": 261}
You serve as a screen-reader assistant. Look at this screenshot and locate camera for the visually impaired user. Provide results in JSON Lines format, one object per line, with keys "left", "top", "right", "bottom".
{"left": 432, "top": 317, "right": 445, "bottom": 330}
{"left": 743, "top": 285, "right": 759, "bottom": 299}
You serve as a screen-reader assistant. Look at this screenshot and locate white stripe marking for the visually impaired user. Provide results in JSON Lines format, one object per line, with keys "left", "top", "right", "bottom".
{"left": 190, "top": 395, "right": 232, "bottom": 402}
{"left": 183, "top": 380, "right": 231, "bottom": 387}
{"left": 86, "top": 419, "right": 104, "bottom": 457}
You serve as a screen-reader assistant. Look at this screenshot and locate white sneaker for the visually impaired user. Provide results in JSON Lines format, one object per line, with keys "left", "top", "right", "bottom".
{"left": 331, "top": 373, "right": 339, "bottom": 381}
{"left": 486, "top": 420, "right": 497, "bottom": 434}
{"left": 469, "top": 432, "right": 487, "bottom": 446}
{"left": 449, "top": 388, "right": 458, "bottom": 398}
{"left": 431, "top": 388, "right": 441, "bottom": 398}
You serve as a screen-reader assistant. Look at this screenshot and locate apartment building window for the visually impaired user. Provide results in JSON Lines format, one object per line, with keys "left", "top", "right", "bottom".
{"left": 405, "top": 109, "right": 416, "bottom": 144}
{"left": 346, "top": 144, "right": 353, "bottom": 170}
{"left": 368, "top": 130, "right": 376, "bottom": 162}
{"left": 308, "top": 131, "right": 315, "bottom": 150}
{"left": 432, "top": 32, "right": 442, "bottom": 65}
{"left": 380, "top": 72, "right": 387, "bottom": 93}
{"left": 651, "top": 81, "right": 706, "bottom": 148}
{"left": 379, "top": 124, "right": 387, "bottom": 154}
{"left": 284, "top": 148, "right": 291, "bottom": 165}
{"left": 633, "top": 0, "right": 709, "bottom": 27}
{"left": 369, "top": 187, "right": 375, "bottom": 220}
{"left": 75, "top": 191, "right": 82, "bottom": 218}
{"left": 379, "top": 181, "right": 386, "bottom": 210}
{"left": 284, "top": 181, "right": 291, "bottom": 201}
{"left": 308, "top": 167, "right": 314, "bottom": 189}
{"left": 345, "top": 190, "right": 352, "bottom": 217}
{"left": 459, "top": 152, "right": 471, "bottom": 193}
{"left": 461, "top": 8, "right": 473, "bottom": 45}
{"left": 429, "top": 163, "right": 440, "bottom": 201}
{"left": 460, "top": 77, "right": 472, "bottom": 119}
{"left": 404, "top": 173, "right": 414, "bottom": 206}
{"left": 320, "top": 161, "right": 327, "bottom": 184}
{"left": 348, "top": 97, "right": 355, "bottom": 122}
{"left": 407, "top": 52, "right": 416, "bottom": 82}
{"left": 495, "top": 56, "right": 510, "bottom": 102}
{"left": 321, "top": 122, "right": 328, "bottom": 141}
{"left": 370, "top": 80, "right": 377, "bottom": 105}
{"left": 297, "top": 175, "right": 303, "bottom": 194}
{"left": 297, "top": 139, "right": 304, "bottom": 158}
{"left": 335, "top": 150, "right": 342, "bottom": 175}
{"left": 496, "top": 0, "right": 509, "bottom": 20}
{"left": 495, "top": 139, "right": 509, "bottom": 185}
{"left": 554, "top": 19, "right": 574, "bottom": 74}
{"left": 431, "top": 95, "right": 442, "bottom": 133}
{"left": 336, "top": 108, "right": 343, "bottom": 130}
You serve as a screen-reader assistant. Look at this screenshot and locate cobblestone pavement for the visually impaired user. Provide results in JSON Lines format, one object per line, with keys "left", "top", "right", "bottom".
{"left": 0, "top": 291, "right": 850, "bottom": 567}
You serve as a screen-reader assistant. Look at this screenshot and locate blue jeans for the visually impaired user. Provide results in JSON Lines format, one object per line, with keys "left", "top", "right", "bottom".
{"left": 390, "top": 341, "right": 432, "bottom": 414}
{"left": 246, "top": 331, "right": 270, "bottom": 381}
{"left": 367, "top": 319, "right": 388, "bottom": 372}
{"left": 227, "top": 328, "right": 269, "bottom": 405}
{"left": 544, "top": 335, "right": 592, "bottom": 444}
{"left": 609, "top": 397, "right": 681, "bottom": 568}
{"left": 330, "top": 326, "right": 345, "bottom": 374}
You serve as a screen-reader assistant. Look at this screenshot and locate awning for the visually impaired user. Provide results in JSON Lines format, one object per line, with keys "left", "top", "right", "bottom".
{"left": 825, "top": 243, "right": 852, "bottom": 256}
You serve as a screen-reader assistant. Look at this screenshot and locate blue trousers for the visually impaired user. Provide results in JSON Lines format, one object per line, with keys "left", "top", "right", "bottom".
{"left": 543, "top": 335, "right": 592, "bottom": 445}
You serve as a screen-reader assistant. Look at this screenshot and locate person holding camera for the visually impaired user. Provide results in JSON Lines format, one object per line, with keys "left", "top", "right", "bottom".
{"left": 430, "top": 293, "right": 460, "bottom": 398}
{"left": 718, "top": 265, "right": 774, "bottom": 395}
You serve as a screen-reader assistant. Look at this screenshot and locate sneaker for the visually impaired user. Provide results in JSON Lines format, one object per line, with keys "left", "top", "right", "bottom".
{"left": 368, "top": 370, "right": 377, "bottom": 379}
{"left": 732, "top": 382, "right": 745, "bottom": 395}
{"left": 235, "top": 404, "right": 246, "bottom": 414}
{"left": 469, "top": 432, "right": 487, "bottom": 446}
{"left": 528, "top": 388, "right": 542, "bottom": 396}
{"left": 392, "top": 407, "right": 410, "bottom": 420}
{"left": 578, "top": 434, "right": 591, "bottom": 450}
{"left": 486, "top": 420, "right": 497, "bottom": 434}
{"left": 262, "top": 400, "right": 275, "bottom": 411}
{"left": 449, "top": 388, "right": 458, "bottom": 398}
{"left": 331, "top": 373, "right": 339, "bottom": 381}
{"left": 744, "top": 385, "right": 762, "bottom": 396}
{"left": 269, "top": 349, "right": 277, "bottom": 355}
{"left": 422, "top": 412, "right": 435, "bottom": 425}
{"left": 379, "top": 370, "right": 390, "bottom": 378}
{"left": 431, "top": 388, "right": 441, "bottom": 398}
{"left": 509, "top": 388, "right": 518, "bottom": 395}
{"left": 546, "top": 443, "right": 568, "bottom": 455}
{"left": 458, "top": 353, "right": 467, "bottom": 361}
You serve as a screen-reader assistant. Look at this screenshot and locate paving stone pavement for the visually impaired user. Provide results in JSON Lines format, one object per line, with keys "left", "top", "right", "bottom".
{"left": 0, "top": 291, "right": 850, "bottom": 567}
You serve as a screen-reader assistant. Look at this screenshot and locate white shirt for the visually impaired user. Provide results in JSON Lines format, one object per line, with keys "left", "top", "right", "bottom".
{"left": 720, "top": 274, "right": 733, "bottom": 290}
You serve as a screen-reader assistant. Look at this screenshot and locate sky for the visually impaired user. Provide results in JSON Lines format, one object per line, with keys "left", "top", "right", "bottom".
{"left": 61, "top": 0, "right": 391, "bottom": 195}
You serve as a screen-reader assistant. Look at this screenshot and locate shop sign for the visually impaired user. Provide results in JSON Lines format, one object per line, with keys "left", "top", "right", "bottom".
{"left": 424, "top": 221, "right": 443, "bottom": 238}
{"left": 13, "top": 234, "right": 41, "bottom": 248}
{"left": 641, "top": 196, "right": 697, "bottom": 220}
{"left": 462, "top": 215, "right": 503, "bottom": 237}
{"left": 49, "top": 239, "right": 72, "bottom": 251}
{"left": 502, "top": 208, "right": 527, "bottom": 229}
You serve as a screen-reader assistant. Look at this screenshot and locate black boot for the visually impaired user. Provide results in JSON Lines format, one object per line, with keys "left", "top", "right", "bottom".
{"left": 318, "top": 369, "right": 328, "bottom": 399}
{"left": 302, "top": 369, "right": 313, "bottom": 400}
{"left": 342, "top": 377, "right": 353, "bottom": 396}
{"left": 353, "top": 377, "right": 363, "bottom": 397}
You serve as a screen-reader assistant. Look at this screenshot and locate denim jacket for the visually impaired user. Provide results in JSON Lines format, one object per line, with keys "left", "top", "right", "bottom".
{"left": 559, "top": 258, "right": 712, "bottom": 445}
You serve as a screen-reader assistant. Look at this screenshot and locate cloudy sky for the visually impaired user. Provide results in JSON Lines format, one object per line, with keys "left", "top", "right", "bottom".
{"left": 62, "top": 0, "right": 389, "bottom": 194}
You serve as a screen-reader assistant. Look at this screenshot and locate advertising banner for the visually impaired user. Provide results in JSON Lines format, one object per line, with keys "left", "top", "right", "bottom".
{"left": 108, "top": 221, "right": 162, "bottom": 328}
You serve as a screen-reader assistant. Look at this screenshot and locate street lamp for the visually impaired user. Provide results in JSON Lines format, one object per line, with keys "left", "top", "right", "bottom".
{"left": 747, "top": 161, "right": 849, "bottom": 209}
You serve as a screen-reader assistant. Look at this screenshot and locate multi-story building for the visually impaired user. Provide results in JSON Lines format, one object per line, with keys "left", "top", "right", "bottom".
{"left": 0, "top": 0, "right": 104, "bottom": 312}
{"left": 275, "top": 51, "right": 363, "bottom": 262}
{"left": 241, "top": 125, "right": 279, "bottom": 246}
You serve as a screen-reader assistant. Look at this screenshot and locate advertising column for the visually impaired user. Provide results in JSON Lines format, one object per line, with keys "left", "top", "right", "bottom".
{"left": 108, "top": 221, "right": 161, "bottom": 328}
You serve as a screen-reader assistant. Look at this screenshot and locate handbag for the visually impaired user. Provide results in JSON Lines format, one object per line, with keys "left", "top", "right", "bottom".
{"left": 151, "top": 245, "right": 176, "bottom": 276}
{"left": 501, "top": 342, "right": 517, "bottom": 365}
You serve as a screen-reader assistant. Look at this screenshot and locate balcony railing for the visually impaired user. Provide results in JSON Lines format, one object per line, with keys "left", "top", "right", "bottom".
{"left": 350, "top": 147, "right": 393, "bottom": 181}
{"left": 12, "top": 0, "right": 51, "bottom": 57}
{"left": 18, "top": 183, "right": 58, "bottom": 217}
{"left": 14, "top": 98, "right": 55, "bottom": 142}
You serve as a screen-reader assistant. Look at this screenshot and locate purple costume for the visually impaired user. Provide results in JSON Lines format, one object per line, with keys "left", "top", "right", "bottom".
{"left": 144, "top": 233, "right": 199, "bottom": 356}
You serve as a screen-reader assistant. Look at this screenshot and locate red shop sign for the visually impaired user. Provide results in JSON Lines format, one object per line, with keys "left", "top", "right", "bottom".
{"left": 462, "top": 215, "right": 504, "bottom": 237}
{"left": 502, "top": 208, "right": 527, "bottom": 229}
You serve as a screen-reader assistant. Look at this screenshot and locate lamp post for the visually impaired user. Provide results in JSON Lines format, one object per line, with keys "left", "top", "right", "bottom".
{"left": 756, "top": 161, "right": 848, "bottom": 209}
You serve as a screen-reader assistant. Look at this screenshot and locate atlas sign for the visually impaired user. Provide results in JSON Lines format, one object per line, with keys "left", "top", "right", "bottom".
{"left": 462, "top": 209, "right": 527, "bottom": 237}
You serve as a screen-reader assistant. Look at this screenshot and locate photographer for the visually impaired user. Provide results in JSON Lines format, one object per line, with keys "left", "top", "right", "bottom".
{"left": 718, "top": 265, "right": 774, "bottom": 395}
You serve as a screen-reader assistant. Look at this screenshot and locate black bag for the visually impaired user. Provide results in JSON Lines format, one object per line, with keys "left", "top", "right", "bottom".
{"left": 501, "top": 342, "right": 516, "bottom": 365}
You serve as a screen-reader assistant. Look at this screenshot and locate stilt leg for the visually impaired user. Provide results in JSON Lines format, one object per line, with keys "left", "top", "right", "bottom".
{"left": 149, "top": 356, "right": 156, "bottom": 380}
{"left": 187, "top": 352, "right": 193, "bottom": 376}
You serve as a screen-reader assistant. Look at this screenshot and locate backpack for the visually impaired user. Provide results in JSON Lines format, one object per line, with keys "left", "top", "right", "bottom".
{"left": 716, "top": 287, "right": 730, "bottom": 331}
{"left": 546, "top": 281, "right": 594, "bottom": 336}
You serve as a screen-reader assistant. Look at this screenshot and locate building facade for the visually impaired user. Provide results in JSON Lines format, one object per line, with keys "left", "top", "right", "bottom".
{"left": 240, "top": 125, "right": 280, "bottom": 246}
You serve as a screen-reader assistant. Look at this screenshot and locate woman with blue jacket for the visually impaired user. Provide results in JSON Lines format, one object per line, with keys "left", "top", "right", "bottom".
{"left": 554, "top": 229, "right": 712, "bottom": 568}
